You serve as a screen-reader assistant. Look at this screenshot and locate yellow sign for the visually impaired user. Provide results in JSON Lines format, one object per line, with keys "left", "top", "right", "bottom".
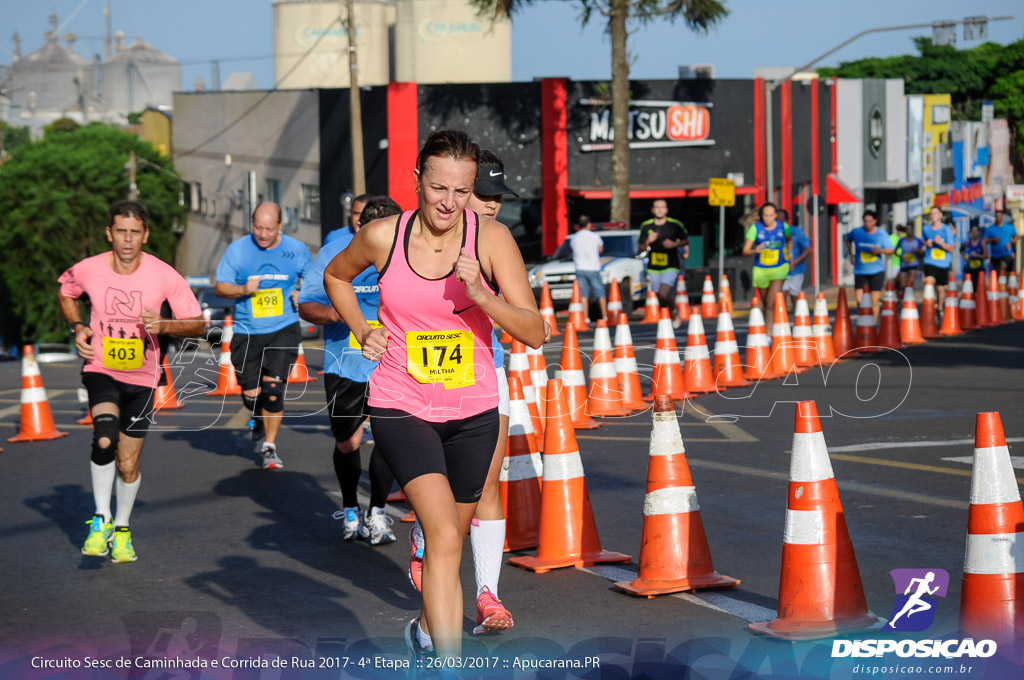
{"left": 708, "top": 178, "right": 735, "bottom": 207}
{"left": 102, "top": 337, "right": 144, "bottom": 371}
{"left": 252, "top": 288, "right": 284, "bottom": 318}
{"left": 406, "top": 330, "right": 475, "bottom": 390}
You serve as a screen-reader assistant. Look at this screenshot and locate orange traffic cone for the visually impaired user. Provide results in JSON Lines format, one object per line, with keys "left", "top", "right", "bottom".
{"left": 771, "top": 292, "right": 809, "bottom": 373}
{"left": 712, "top": 312, "right": 750, "bottom": 388}
{"left": 555, "top": 324, "right": 599, "bottom": 429}
{"left": 641, "top": 289, "right": 661, "bottom": 324}
{"left": 1009, "top": 273, "right": 1022, "bottom": 322}
{"left": 586, "top": 320, "right": 632, "bottom": 417}
{"left": 78, "top": 408, "right": 94, "bottom": 426}
{"left": 646, "top": 308, "right": 688, "bottom": 401}
{"left": 899, "top": 288, "right": 926, "bottom": 345}
{"left": 613, "top": 313, "right": 647, "bottom": 411}
{"left": 567, "top": 280, "right": 590, "bottom": 332}
{"left": 832, "top": 289, "right": 858, "bottom": 358}
{"left": 208, "top": 316, "right": 242, "bottom": 396}
{"left": 675, "top": 275, "right": 691, "bottom": 325}
{"left": 998, "top": 273, "right": 1012, "bottom": 323}
{"left": 614, "top": 395, "right": 739, "bottom": 597}
{"left": 700, "top": 275, "right": 717, "bottom": 319}
{"left": 811, "top": 293, "right": 838, "bottom": 364}
{"left": 606, "top": 277, "right": 623, "bottom": 326}
{"left": 960, "top": 411, "right": 1024, "bottom": 646}
{"left": 7, "top": 346, "right": 68, "bottom": 443}
{"left": 744, "top": 302, "right": 782, "bottom": 381}
{"left": 749, "top": 401, "right": 882, "bottom": 640}
{"left": 509, "top": 340, "right": 544, "bottom": 447}
{"left": 288, "top": 344, "right": 317, "bottom": 384}
{"left": 500, "top": 376, "right": 544, "bottom": 552}
{"left": 682, "top": 313, "right": 718, "bottom": 394}
{"left": 540, "top": 282, "right": 561, "bottom": 337}
{"left": 960, "top": 275, "right": 979, "bottom": 330}
{"left": 854, "top": 286, "right": 882, "bottom": 353}
{"left": 791, "top": 292, "right": 818, "bottom": 367}
{"left": 921, "top": 279, "right": 941, "bottom": 338}
{"left": 988, "top": 270, "right": 1005, "bottom": 325}
{"left": 877, "top": 282, "right": 904, "bottom": 349}
{"left": 153, "top": 357, "right": 184, "bottom": 410}
{"left": 498, "top": 327, "right": 513, "bottom": 343}
{"left": 526, "top": 343, "right": 548, "bottom": 421}
{"left": 718, "top": 274, "right": 734, "bottom": 316}
{"left": 508, "top": 379, "right": 630, "bottom": 573}
{"left": 976, "top": 272, "right": 994, "bottom": 328}
{"left": 939, "top": 277, "right": 963, "bottom": 336}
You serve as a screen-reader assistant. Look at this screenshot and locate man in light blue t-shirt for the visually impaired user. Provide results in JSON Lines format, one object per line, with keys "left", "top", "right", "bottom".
{"left": 782, "top": 223, "right": 812, "bottom": 311}
{"left": 844, "top": 210, "right": 893, "bottom": 319}
{"left": 921, "top": 205, "right": 957, "bottom": 311}
{"left": 984, "top": 209, "right": 1019, "bottom": 273}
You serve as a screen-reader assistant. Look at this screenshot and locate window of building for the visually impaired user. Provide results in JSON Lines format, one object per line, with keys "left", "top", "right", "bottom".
{"left": 266, "top": 178, "right": 282, "bottom": 205}
{"left": 301, "top": 184, "right": 320, "bottom": 222}
{"left": 191, "top": 182, "right": 203, "bottom": 213}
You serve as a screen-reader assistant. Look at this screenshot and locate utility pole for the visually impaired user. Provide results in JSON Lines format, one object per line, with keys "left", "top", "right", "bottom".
{"left": 128, "top": 150, "right": 138, "bottom": 199}
{"left": 346, "top": 0, "right": 366, "bottom": 196}
{"left": 103, "top": 0, "right": 112, "bottom": 59}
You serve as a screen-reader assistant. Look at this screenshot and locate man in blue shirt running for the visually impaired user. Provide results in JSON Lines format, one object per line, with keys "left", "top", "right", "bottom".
{"left": 921, "top": 206, "right": 957, "bottom": 311}
{"left": 215, "top": 203, "right": 313, "bottom": 470}
{"left": 324, "top": 193, "right": 373, "bottom": 246}
{"left": 983, "top": 209, "right": 1019, "bottom": 274}
{"left": 844, "top": 210, "right": 893, "bottom": 319}
{"left": 781, "top": 221, "right": 812, "bottom": 311}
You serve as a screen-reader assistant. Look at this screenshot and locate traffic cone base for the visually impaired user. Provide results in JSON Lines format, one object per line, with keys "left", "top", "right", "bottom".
{"left": 501, "top": 376, "right": 543, "bottom": 552}
{"left": 288, "top": 344, "right": 317, "bottom": 384}
{"left": 8, "top": 346, "right": 68, "bottom": 443}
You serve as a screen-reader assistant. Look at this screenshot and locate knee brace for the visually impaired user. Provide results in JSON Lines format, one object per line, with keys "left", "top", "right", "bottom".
{"left": 91, "top": 414, "right": 120, "bottom": 465}
{"left": 261, "top": 380, "right": 285, "bottom": 413}
{"left": 241, "top": 393, "right": 258, "bottom": 414}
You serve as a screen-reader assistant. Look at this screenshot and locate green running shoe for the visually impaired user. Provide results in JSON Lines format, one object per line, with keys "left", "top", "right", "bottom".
{"left": 110, "top": 527, "right": 138, "bottom": 563}
{"left": 81, "top": 515, "right": 113, "bottom": 556}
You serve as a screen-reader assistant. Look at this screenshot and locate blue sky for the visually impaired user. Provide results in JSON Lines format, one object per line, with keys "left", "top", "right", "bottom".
{"left": 2, "top": 0, "right": 1021, "bottom": 89}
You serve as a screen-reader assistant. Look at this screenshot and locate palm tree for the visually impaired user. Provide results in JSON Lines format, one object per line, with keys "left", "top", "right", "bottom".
{"left": 472, "top": 0, "right": 728, "bottom": 223}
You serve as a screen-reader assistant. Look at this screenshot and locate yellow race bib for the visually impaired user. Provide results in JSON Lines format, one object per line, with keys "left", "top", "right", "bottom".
{"left": 860, "top": 252, "right": 878, "bottom": 264}
{"left": 902, "top": 253, "right": 916, "bottom": 264}
{"left": 930, "top": 248, "right": 947, "bottom": 261}
{"left": 758, "top": 249, "right": 779, "bottom": 266}
{"left": 349, "top": 320, "right": 384, "bottom": 349}
{"left": 406, "top": 330, "right": 475, "bottom": 389}
{"left": 969, "top": 258, "right": 982, "bottom": 269}
{"left": 102, "top": 337, "right": 144, "bottom": 371}
{"left": 252, "top": 288, "right": 284, "bottom": 318}
{"left": 650, "top": 252, "right": 668, "bottom": 267}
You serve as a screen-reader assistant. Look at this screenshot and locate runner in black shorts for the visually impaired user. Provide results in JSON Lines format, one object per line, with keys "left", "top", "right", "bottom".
{"left": 215, "top": 202, "right": 313, "bottom": 470}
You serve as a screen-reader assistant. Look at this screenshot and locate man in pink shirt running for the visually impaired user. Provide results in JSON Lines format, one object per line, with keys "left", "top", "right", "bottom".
{"left": 58, "top": 200, "right": 205, "bottom": 563}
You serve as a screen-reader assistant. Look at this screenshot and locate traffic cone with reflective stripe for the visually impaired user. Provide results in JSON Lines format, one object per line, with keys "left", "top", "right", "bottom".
{"left": 749, "top": 401, "right": 882, "bottom": 640}
{"left": 744, "top": 302, "right": 781, "bottom": 381}
{"left": 854, "top": 286, "right": 882, "bottom": 353}
{"left": 998, "top": 273, "right": 1012, "bottom": 323}
{"left": 718, "top": 274, "right": 734, "bottom": 316}
{"left": 960, "top": 275, "right": 978, "bottom": 330}
{"left": 899, "top": 288, "right": 926, "bottom": 345}
{"left": 921, "top": 279, "right": 941, "bottom": 339}
{"left": 939, "top": 277, "right": 963, "bottom": 336}
{"left": 509, "top": 340, "right": 544, "bottom": 447}
{"left": 976, "top": 272, "right": 994, "bottom": 328}
{"left": 877, "top": 282, "right": 904, "bottom": 349}
{"left": 989, "top": 270, "right": 1005, "bottom": 325}
{"left": 526, "top": 343, "right": 548, "bottom": 421}
{"left": 675, "top": 275, "right": 691, "bottom": 324}
{"left": 791, "top": 292, "right": 818, "bottom": 367}
{"left": 960, "top": 411, "right": 1024, "bottom": 646}
{"left": 606, "top": 277, "right": 623, "bottom": 327}
{"left": 78, "top": 408, "right": 94, "bottom": 426}
{"left": 614, "top": 395, "right": 739, "bottom": 597}
{"left": 832, "top": 289, "right": 858, "bottom": 357}
{"left": 1009, "top": 273, "right": 1022, "bottom": 322}
{"left": 812, "top": 292, "right": 838, "bottom": 364}
{"left": 682, "top": 313, "right": 718, "bottom": 394}
{"left": 509, "top": 379, "right": 630, "bottom": 572}
{"left": 540, "top": 283, "right": 561, "bottom": 337}
{"left": 642, "top": 289, "right": 661, "bottom": 324}
{"left": 613, "top": 313, "right": 647, "bottom": 411}
{"left": 700, "top": 275, "right": 717, "bottom": 319}
{"left": 7, "top": 346, "right": 67, "bottom": 443}
{"left": 772, "top": 292, "right": 809, "bottom": 373}
{"left": 712, "top": 312, "right": 749, "bottom": 388}
{"left": 555, "top": 324, "right": 599, "bottom": 429}
{"left": 500, "top": 376, "right": 544, "bottom": 552}
{"left": 208, "top": 316, "right": 242, "bottom": 396}
{"left": 586, "top": 320, "right": 632, "bottom": 417}
{"left": 646, "top": 308, "right": 688, "bottom": 401}
{"left": 567, "top": 280, "right": 590, "bottom": 332}
{"left": 153, "top": 357, "right": 184, "bottom": 410}
{"left": 287, "top": 343, "right": 317, "bottom": 384}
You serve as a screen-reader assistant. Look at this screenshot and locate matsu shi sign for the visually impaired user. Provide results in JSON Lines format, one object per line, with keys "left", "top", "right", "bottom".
{"left": 580, "top": 98, "right": 715, "bottom": 152}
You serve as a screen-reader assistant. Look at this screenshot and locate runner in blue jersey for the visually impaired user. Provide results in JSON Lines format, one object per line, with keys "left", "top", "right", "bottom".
{"left": 961, "top": 224, "right": 989, "bottom": 283}
{"left": 983, "top": 209, "right": 1019, "bottom": 273}
{"left": 324, "top": 193, "right": 372, "bottom": 246}
{"left": 215, "top": 202, "right": 313, "bottom": 470}
{"left": 844, "top": 210, "right": 893, "bottom": 319}
{"left": 781, "top": 220, "right": 812, "bottom": 311}
{"left": 742, "top": 202, "right": 793, "bottom": 304}
{"left": 895, "top": 223, "right": 925, "bottom": 290}
{"left": 921, "top": 206, "right": 957, "bottom": 311}
{"left": 299, "top": 197, "right": 400, "bottom": 545}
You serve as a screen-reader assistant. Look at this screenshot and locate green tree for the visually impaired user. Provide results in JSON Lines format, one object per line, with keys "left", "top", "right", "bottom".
{"left": 0, "top": 122, "right": 185, "bottom": 345}
{"left": 471, "top": 0, "right": 728, "bottom": 224}
{"left": 0, "top": 121, "right": 31, "bottom": 157}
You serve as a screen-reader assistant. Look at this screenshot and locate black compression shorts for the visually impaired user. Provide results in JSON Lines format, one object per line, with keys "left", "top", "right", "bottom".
{"left": 324, "top": 373, "right": 369, "bottom": 443}
{"left": 229, "top": 323, "right": 301, "bottom": 390}
{"left": 82, "top": 372, "right": 155, "bottom": 437}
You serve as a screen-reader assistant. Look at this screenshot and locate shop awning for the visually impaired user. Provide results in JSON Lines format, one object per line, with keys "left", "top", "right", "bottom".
{"left": 826, "top": 174, "right": 861, "bottom": 205}
{"left": 863, "top": 181, "right": 919, "bottom": 204}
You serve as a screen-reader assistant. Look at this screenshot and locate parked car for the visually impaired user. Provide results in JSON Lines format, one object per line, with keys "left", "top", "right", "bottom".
{"left": 194, "top": 286, "right": 320, "bottom": 342}
{"left": 526, "top": 228, "right": 649, "bottom": 315}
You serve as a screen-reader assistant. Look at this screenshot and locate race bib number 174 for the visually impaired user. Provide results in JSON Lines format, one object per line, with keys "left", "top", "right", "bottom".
{"left": 406, "top": 330, "right": 475, "bottom": 389}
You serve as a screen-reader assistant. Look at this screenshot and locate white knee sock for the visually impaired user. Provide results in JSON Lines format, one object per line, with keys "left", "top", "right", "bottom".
{"left": 90, "top": 461, "right": 116, "bottom": 522}
{"left": 416, "top": 620, "right": 433, "bottom": 650}
{"left": 114, "top": 474, "right": 141, "bottom": 528}
{"left": 470, "top": 518, "right": 506, "bottom": 598}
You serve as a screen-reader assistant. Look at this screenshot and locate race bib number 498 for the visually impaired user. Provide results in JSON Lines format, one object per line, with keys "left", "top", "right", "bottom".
{"left": 252, "top": 288, "right": 284, "bottom": 318}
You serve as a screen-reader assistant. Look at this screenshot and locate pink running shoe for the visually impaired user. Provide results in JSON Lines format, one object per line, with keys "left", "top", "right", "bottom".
{"left": 408, "top": 523, "right": 424, "bottom": 592}
{"left": 473, "top": 586, "right": 513, "bottom": 635}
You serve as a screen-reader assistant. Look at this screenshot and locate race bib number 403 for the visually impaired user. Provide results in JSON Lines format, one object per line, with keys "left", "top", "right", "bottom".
{"left": 252, "top": 288, "right": 284, "bottom": 318}
{"left": 103, "top": 337, "right": 144, "bottom": 370}
{"left": 406, "top": 330, "right": 475, "bottom": 389}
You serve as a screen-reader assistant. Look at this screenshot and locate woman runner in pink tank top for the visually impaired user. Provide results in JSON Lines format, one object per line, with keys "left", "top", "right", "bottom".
{"left": 324, "top": 130, "right": 544, "bottom": 661}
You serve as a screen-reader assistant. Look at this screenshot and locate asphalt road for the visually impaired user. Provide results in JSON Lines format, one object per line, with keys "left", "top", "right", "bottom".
{"left": 1, "top": 318, "right": 1022, "bottom": 680}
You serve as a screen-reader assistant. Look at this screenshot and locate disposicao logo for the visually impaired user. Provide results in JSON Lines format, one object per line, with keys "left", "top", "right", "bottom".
{"left": 884, "top": 568, "right": 948, "bottom": 632}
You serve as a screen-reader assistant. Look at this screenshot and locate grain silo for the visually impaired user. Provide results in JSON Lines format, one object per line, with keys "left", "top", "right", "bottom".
{"left": 7, "top": 34, "right": 95, "bottom": 113}
{"left": 101, "top": 37, "right": 181, "bottom": 113}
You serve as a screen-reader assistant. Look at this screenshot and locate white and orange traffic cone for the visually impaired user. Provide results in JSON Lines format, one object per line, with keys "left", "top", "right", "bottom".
{"left": 287, "top": 343, "right": 317, "bottom": 384}
{"left": 939, "top": 277, "right": 963, "bottom": 337}
{"left": 500, "top": 376, "right": 544, "bottom": 552}
{"left": 700, "top": 275, "right": 717, "bottom": 319}
{"left": 771, "top": 292, "right": 809, "bottom": 373}
{"left": 976, "top": 271, "right": 994, "bottom": 328}
{"left": 712, "top": 312, "right": 750, "bottom": 388}
{"left": 567, "top": 280, "right": 590, "bottom": 332}
{"left": 646, "top": 308, "right": 688, "bottom": 402}
{"left": 7, "top": 346, "right": 68, "bottom": 443}
{"left": 832, "top": 289, "right": 858, "bottom": 357}
{"left": 989, "top": 270, "right": 1006, "bottom": 325}
{"left": 921, "top": 279, "right": 941, "bottom": 338}
{"left": 208, "top": 316, "right": 242, "bottom": 396}
{"left": 509, "top": 339, "right": 544, "bottom": 447}
{"left": 811, "top": 292, "right": 838, "bottom": 364}
{"left": 960, "top": 275, "right": 979, "bottom": 330}
{"left": 526, "top": 343, "right": 548, "bottom": 422}
{"left": 854, "top": 286, "right": 882, "bottom": 353}
{"left": 641, "top": 289, "right": 661, "bottom": 324}
{"left": 960, "top": 411, "right": 1024, "bottom": 646}
{"left": 606, "top": 277, "right": 623, "bottom": 326}
{"left": 749, "top": 401, "right": 882, "bottom": 640}
{"left": 744, "top": 301, "right": 781, "bottom": 382}
{"left": 153, "top": 357, "right": 184, "bottom": 410}
{"left": 586, "top": 320, "right": 632, "bottom": 417}
{"left": 509, "top": 379, "right": 630, "bottom": 573}
{"left": 614, "top": 395, "right": 739, "bottom": 597}
{"left": 613, "top": 313, "right": 647, "bottom": 411}
{"left": 1008, "top": 273, "right": 1022, "bottom": 322}
{"left": 899, "top": 288, "right": 926, "bottom": 345}
{"left": 540, "top": 282, "right": 561, "bottom": 337}
{"left": 675, "top": 275, "right": 691, "bottom": 325}
{"left": 78, "top": 408, "right": 94, "bottom": 426}
{"left": 555, "top": 324, "right": 599, "bottom": 429}
{"left": 998, "top": 273, "right": 1012, "bottom": 323}
{"left": 877, "top": 282, "right": 905, "bottom": 349}
{"left": 791, "top": 292, "right": 818, "bottom": 367}
{"left": 682, "top": 313, "right": 718, "bottom": 394}
{"left": 718, "top": 274, "right": 734, "bottom": 316}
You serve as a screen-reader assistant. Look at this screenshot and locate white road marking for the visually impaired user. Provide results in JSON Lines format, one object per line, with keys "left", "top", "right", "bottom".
{"left": 829, "top": 438, "right": 1024, "bottom": 453}
{"left": 942, "top": 455, "right": 1024, "bottom": 470}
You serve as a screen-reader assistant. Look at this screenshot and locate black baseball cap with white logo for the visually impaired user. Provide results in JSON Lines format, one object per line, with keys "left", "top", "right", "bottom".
{"left": 474, "top": 161, "right": 519, "bottom": 198}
